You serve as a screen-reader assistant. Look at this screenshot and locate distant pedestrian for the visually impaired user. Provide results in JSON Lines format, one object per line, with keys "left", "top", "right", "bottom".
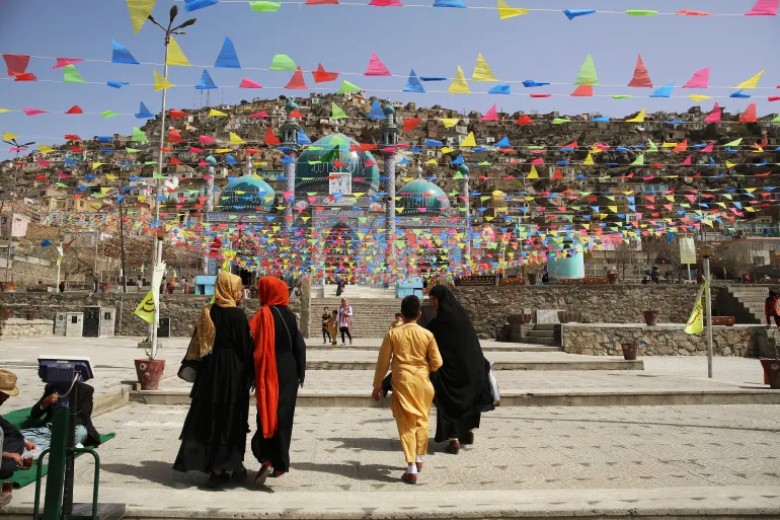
{"left": 327, "top": 310, "right": 338, "bottom": 346}
{"left": 337, "top": 298, "right": 353, "bottom": 345}
{"left": 372, "top": 295, "right": 442, "bottom": 485}
{"left": 59, "top": 281, "right": 65, "bottom": 293}
{"left": 182, "top": 278, "right": 188, "bottom": 294}
{"left": 650, "top": 266, "right": 660, "bottom": 284}
{"left": 766, "top": 291, "right": 780, "bottom": 328}
{"left": 136, "top": 278, "right": 143, "bottom": 292}
{"left": 321, "top": 307, "right": 332, "bottom": 344}
{"left": 335, "top": 279, "right": 346, "bottom": 297}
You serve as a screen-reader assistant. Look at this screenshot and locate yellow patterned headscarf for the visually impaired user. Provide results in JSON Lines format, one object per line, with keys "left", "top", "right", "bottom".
{"left": 186, "top": 272, "right": 244, "bottom": 361}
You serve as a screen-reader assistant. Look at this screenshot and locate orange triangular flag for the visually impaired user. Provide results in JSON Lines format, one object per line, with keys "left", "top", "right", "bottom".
{"left": 739, "top": 103, "right": 757, "bottom": 123}
{"left": 284, "top": 66, "right": 308, "bottom": 89}
{"left": 515, "top": 114, "right": 533, "bottom": 125}
{"left": 264, "top": 127, "right": 281, "bottom": 145}
{"left": 312, "top": 63, "right": 339, "bottom": 83}
{"left": 167, "top": 128, "right": 183, "bottom": 143}
{"left": 627, "top": 54, "right": 653, "bottom": 87}
{"left": 65, "top": 105, "right": 83, "bottom": 114}
{"left": 403, "top": 118, "right": 421, "bottom": 132}
{"left": 673, "top": 139, "right": 688, "bottom": 153}
{"left": 571, "top": 84, "right": 593, "bottom": 96}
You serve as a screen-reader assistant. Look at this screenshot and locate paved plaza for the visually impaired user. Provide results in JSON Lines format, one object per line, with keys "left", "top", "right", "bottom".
{"left": 1, "top": 336, "right": 780, "bottom": 518}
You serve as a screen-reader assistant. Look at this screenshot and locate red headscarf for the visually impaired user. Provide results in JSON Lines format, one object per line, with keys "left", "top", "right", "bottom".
{"left": 249, "top": 276, "right": 289, "bottom": 438}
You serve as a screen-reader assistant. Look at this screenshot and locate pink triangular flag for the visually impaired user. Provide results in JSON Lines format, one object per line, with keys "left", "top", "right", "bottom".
{"left": 369, "top": 0, "right": 403, "bottom": 5}
{"left": 680, "top": 155, "right": 692, "bottom": 166}
{"left": 249, "top": 111, "right": 269, "bottom": 118}
{"left": 683, "top": 67, "right": 710, "bottom": 88}
{"left": 627, "top": 54, "right": 653, "bottom": 87}
{"left": 53, "top": 57, "right": 84, "bottom": 69}
{"left": 199, "top": 135, "right": 216, "bottom": 145}
{"left": 481, "top": 104, "right": 498, "bottom": 121}
{"left": 701, "top": 142, "right": 714, "bottom": 153}
{"left": 745, "top": 0, "right": 778, "bottom": 15}
{"left": 23, "top": 107, "right": 46, "bottom": 116}
{"left": 239, "top": 78, "right": 262, "bottom": 88}
{"left": 703, "top": 103, "right": 721, "bottom": 123}
{"left": 364, "top": 52, "right": 391, "bottom": 76}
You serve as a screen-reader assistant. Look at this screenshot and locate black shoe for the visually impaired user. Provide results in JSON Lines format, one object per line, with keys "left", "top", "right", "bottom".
{"left": 460, "top": 431, "right": 475, "bottom": 446}
{"left": 230, "top": 467, "right": 247, "bottom": 483}
{"left": 203, "top": 472, "right": 229, "bottom": 489}
{"left": 445, "top": 440, "right": 460, "bottom": 455}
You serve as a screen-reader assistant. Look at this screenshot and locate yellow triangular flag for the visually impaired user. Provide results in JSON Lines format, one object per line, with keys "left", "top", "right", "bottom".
{"left": 735, "top": 69, "right": 764, "bottom": 89}
{"left": 229, "top": 132, "right": 245, "bottom": 145}
{"left": 2, "top": 132, "right": 18, "bottom": 141}
{"left": 37, "top": 144, "right": 55, "bottom": 154}
{"left": 688, "top": 94, "right": 710, "bottom": 102}
{"left": 153, "top": 70, "right": 173, "bottom": 91}
{"left": 497, "top": 0, "right": 529, "bottom": 19}
{"left": 684, "top": 282, "right": 706, "bottom": 334}
{"left": 448, "top": 66, "right": 470, "bottom": 94}
{"left": 625, "top": 109, "right": 646, "bottom": 123}
{"left": 134, "top": 289, "right": 157, "bottom": 324}
{"left": 209, "top": 109, "right": 228, "bottom": 117}
{"left": 126, "top": 0, "right": 156, "bottom": 34}
{"left": 461, "top": 132, "right": 477, "bottom": 147}
{"left": 527, "top": 165, "right": 539, "bottom": 179}
{"left": 583, "top": 153, "right": 594, "bottom": 166}
{"left": 166, "top": 36, "right": 191, "bottom": 67}
{"left": 440, "top": 118, "right": 459, "bottom": 128}
{"left": 725, "top": 161, "right": 737, "bottom": 169}
{"left": 471, "top": 53, "right": 497, "bottom": 82}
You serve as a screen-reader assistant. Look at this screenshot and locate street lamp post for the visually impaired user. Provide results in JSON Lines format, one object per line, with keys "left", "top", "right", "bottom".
{"left": 146, "top": 6, "right": 196, "bottom": 358}
{"left": 701, "top": 244, "right": 714, "bottom": 378}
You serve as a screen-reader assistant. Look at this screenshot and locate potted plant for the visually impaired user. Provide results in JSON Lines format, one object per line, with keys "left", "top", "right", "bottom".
{"left": 607, "top": 271, "right": 619, "bottom": 284}
{"left": 25, "top": 306, "right": 38, "bottom": 321}
{"left": 642, "top": 309, "right": 660, "bottom": 326}
{"left": 621, "top": 342, "right": 639, "bottom": 360}
{"left": 134, "top": 347, "right": 166, "bottom": 391}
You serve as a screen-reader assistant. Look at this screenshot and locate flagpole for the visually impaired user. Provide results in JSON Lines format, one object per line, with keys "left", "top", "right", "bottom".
{"left": 702, "top": 245, "right": 713, "bottom": 378}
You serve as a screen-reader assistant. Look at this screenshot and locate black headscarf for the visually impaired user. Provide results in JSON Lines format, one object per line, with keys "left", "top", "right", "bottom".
{"left": 426, "top": 285, "right": 488, "bottom": 419}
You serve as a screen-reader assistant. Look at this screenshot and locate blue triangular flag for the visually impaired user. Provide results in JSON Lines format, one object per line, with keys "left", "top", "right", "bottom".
{"left": 522, "top": 80, "right": 549, "bottom": 88}
{"left": 650, "top": 83, "right": 674, "bottom": 98}
{"left": 495, "top": 136, "right": 510, "bottom": 147}
{"left": 214, "top": 37, "right": 241, "bottom": 69}
{"left": 368, "top": 100, "right": 385, "bottom": 120}
{"left": 225, "top": 154, "right": 238, "bottom": 165}
{"left": 107, "top": 81, "right": 129, "bottom": 89}
{"left": 592, "top": 116, "right": 610, "bottom": 122}
{"left": 281, "top": 155, "right": 295, "bottom": 165}
{"left": 135, "top": 102, "right": 153, "bottom": 119}
{"left": 403, "top": 69, "right": 425, "bottom": 93}
{"left": 563, "top": 9, "right": 596, "bottom": 19}
{"left": 425, "top": 139, "right": 443, "bottom": 147}
{"left": 297, "top": 130, "right": 312, "bottom": 145}
{"left": 111, "top": 40, "right": 139, "bottom": 65}
{"left": 420, "top": 77, "right": 447, "bottom": 81}
{"left": 488, "top": 84, "right": 510, "bottom": 94}
{"left": 40, "top": 239, "right": 52, "bottom": 247}
{"left": 196, "top": 70, "right": 218, "bottom": 90}
{"left": 451, "top": 154, "right": 464, "bottom": 165}
{"left": 730, "top": 90, "right": 751, "bottom": 98}
{"left": 97, "top": 136, "right": 112, "bottom": 142}
{"left": 433, "top": 0, "right": 465, "bottom": 6}
{"left": 185, "top": 0, "right": 219, "bottom": 11}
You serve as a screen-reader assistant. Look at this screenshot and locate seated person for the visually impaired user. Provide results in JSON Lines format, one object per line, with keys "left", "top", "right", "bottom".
{"left": 21, "top": 382, "right": 101, "bottom": 458}
{"left": 1, "top": 369, "right": 36, "bottom": 481}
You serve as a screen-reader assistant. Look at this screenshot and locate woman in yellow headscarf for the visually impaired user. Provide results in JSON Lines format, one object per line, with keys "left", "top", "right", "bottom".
{"left": 174, "top": 272, "right": 254, "bottom": 489}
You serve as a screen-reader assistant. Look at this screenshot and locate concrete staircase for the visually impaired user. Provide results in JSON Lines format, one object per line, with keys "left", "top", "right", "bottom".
{"left": 308, "top": 297, "right": 402, "bottom": 339}
{"left": 724, "top": 285, "right": 769, "bottom": 324}
{"left": 523, "top": 323, "right": 559, "bottom": 347}
{"left": 311, "top": 283, "right": 396, "bottom": 299}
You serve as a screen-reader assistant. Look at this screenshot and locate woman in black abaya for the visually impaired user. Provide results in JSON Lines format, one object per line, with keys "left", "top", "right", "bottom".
{"left": 173, "top": 272, "right": 254, "bottom": 488}
{"left": 426, "top": 284, "right": 493, "bottom": 454}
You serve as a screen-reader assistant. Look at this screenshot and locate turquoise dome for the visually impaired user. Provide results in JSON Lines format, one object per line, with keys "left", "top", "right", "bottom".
{"left": 218, "top": 175, "right": 275, "bottom": 212}
{"left": 383, "top": 104, "right": 395, "bottom": 116}
{"left": 397, "top": 179, "right": 450, "bottom": 215}
{"left": 295, "top": 133, "right": 380, "bottom": 193}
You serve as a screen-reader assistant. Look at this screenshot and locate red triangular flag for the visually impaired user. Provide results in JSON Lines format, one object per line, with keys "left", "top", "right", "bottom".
{"left": 264, "top": 127, "right": 281, "bottom": 145}
{"left": 673, "top": 139, "right": 688, "bottom": 152}
{"left": 3, "top": 54, "right": 29, "bottom": 76}
{"left": 311, "top": 63, "right": 339, "bottom": 83}
{"left": 167, "top": 128, "right": 183, "bottom": 143}
{"left": 627, "top": 54, "right": 653, "bottom": 87}
{"left": 515, "top": 114, "right": 533, "bottom": 125}
{"left": 13, "top": 72, "right": 37, "bottom": 81}
{"left": 64, "top": 134, "right": 81, "bottom": 140}
{"left": 552, "top": 169, "right": 563, "bottom": 180}
{"left": 65, "top": 105, "right": 83, "bottom": 114}
{"left": 168, "top": 157, "right": 181, "bottom": 165}
{"left": 53, "top": 57, "right": 84, "bottom": 69}
{"left": 739, "top": 103, "right": 757, "bottom": 123}
{"left": 239, "top": 78, "right": 262, "bottom": 88}
{"left": 288, "top": 109, "right": 303, "bottom": 119}
{"left": 403, "top": 118, "right": 421, "bottom": 132}
{"left": 284, "top": 66, "right": 308, "bottom": 89}
{"left": 305, "top": 0, "right": 338, "bottom": 4}
{"left": 570, "top": 84, "right": 593, "bottom": 96}
{"left": 249, "top": 111, "right": 269, "bottom": 118}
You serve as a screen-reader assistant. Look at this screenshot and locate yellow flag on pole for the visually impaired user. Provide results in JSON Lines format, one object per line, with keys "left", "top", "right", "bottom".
{"left": 134, "top": 290, "right": 156, "bottom": 324}
{"left": 166, "top": 37, "right": 191, "bottom": 67}
{"left": 684, "top": 282, "right": 706, "bottom": 335}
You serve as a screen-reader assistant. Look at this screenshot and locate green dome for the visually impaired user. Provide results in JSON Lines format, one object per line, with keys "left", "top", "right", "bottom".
{"left": 218, "top": 175, "right": 275, "bottom": 212}
{"left": 397, "top": 178, "right": 450, "bottom": 215}
{"left": 383, "top": 104, "right": 395, "bottom": 115}
{"left": 295, "top": 133, "right": 380, "bottom": 193}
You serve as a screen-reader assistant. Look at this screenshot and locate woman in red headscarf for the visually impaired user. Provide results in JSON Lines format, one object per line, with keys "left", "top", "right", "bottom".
{"left": 249, "top": 276, "right": 306, "bottom": 485}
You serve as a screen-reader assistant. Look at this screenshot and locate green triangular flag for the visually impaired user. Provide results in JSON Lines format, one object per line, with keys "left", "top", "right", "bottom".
{"left": 101, "top": 110, "right": 119, "bottom": 118}
{"left": 331, "top": 102, "right": 348, "bottom": 120}
{"left": 552, "top": 118, "right": 570, "bottom": 125}
{"left": 612, "top": 94, "right": 632, "bottom": 99}
{"left": 724, "top": 138, "right": 743, "bottom": 147}
{"left": 336, "top": 80, "right": 362, "bottom": 94}
{"left": 772, "top": 114, "right": 780, "bottom": 123}
{"left": 125, "top": 147, "right": 141, "bottom": 153}
{"left": 574, "top": 54, "right": 599, "bottom": 86}
{"left": 646, "top": 140, "right": 658, "bottom": 153}
{"left": 62, "top": 64, "right": 85, "bottom": 84}
{"left": 249, "top": 1, "right": 281, "bottom": 12}
{"left": 630, "top": 154, "right": 645, "bottom": 166}
{"left": 270, "top": 54, "right": 296, "bottom": 71}
{"left": 131, "top": 127, "right": 148, "bottom": 142}
{"left": 626, "top": 9, "right": 657, "bottom": 15}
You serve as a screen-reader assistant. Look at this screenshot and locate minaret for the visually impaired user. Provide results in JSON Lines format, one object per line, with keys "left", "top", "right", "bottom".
{"left": 379, "top": 104, "right": 399, "bottom": 274}
{"left": 279, "top": 98, "right": 301, "bottom": 232}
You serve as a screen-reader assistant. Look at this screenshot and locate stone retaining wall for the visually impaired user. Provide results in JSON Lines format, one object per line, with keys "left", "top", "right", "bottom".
{"left": 453, "top": 284, "right": 705, "bottom": 339}
{"left": 561, "top": 323, "right": 768, "bottom": 358}
{"left": 0, "top": 292, "right": 301, "bottom": 338}
{"left": 0, "top": 318, "right": 54, "bottom": 339}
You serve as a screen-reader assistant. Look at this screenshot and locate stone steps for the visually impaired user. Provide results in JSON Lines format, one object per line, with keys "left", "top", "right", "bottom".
{"left": 308, "top": 298, "right": 403, "bottom": 339}
{"left": 727, "top": 286, "right": 768, "bottom": 324}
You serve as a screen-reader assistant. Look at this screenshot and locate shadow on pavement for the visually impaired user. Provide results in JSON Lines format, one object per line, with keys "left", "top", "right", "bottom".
{"left": 295, "top": 461, "right": 398, "bottom": 482}
{"left": 327, "top": 437, "right": 400, "bottom": 452}
{"left": 101, "top": 460, "right": 200, "bottom": 489}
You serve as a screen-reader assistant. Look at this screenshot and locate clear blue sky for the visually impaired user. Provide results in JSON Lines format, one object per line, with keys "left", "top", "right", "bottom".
{"left": 1, "top": 0, "right": 778, "bottom": 159}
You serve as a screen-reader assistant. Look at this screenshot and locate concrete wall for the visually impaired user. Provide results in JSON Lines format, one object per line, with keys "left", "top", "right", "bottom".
{"left": 561, "top": 323, "right": 768, "bottom": 358}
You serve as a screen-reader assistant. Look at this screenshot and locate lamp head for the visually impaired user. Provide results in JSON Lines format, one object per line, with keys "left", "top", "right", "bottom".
{"left": 169, "top": 5, "right": 179, "bottom": 23}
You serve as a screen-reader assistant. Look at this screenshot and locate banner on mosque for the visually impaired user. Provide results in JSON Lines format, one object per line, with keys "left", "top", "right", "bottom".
{"left": 455, "top": 275, "right": 498, "bottom": 287}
